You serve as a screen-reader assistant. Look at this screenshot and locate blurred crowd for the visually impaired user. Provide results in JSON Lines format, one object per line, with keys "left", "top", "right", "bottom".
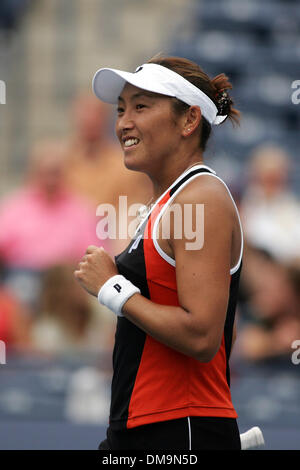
{"left": 0, "top": 89, "right": 299, "bottom": 364}
{"left": 235, "top": 144, "right": 300, "bottom": 363}
{"left": 0, "top": 92, "right": 152, "bottom": 358}
{"left": 0, "top": 0, "right": 30, "bottom": 36}
{"left": 0, "top": 0, "right": 299, "bottom": 363}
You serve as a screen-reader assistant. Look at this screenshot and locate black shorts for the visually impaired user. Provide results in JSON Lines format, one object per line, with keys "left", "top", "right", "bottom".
{"left": 98, "top": 416, "right": 241, "bottom": 450}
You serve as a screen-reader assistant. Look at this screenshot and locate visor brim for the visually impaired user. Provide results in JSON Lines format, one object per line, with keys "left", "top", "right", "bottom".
{"left": 92, "top": 67, "right": 175, "bottom": 104}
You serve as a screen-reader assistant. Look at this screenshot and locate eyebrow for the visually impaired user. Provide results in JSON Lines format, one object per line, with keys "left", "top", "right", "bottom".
{"left": 118, "top": 91, "right": 157, "bottom": 102}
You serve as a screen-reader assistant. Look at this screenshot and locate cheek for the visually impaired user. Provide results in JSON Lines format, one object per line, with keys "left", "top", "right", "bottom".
{"left": 157, "top": 125, "right": 180, "bottom": 149}
{"left": 148, "top": 113, "right": 178, "bottom": 141}
{"left": 115, "top": 122, "right": 122, "bottom": 142}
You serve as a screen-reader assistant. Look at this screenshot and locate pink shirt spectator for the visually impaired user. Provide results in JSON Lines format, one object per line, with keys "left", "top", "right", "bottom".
{"left": 0, "top": 187, "right": 107, "bottom": 269}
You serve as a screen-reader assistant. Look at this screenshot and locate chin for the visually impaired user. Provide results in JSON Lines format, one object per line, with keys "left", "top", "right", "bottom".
{"left": 123, "top": 156, "right": 144, "bottom": 173}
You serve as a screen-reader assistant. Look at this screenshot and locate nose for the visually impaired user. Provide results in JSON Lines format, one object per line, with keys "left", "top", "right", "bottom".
{"left": 116, "top": 110, "right": 135, "bottom": 135}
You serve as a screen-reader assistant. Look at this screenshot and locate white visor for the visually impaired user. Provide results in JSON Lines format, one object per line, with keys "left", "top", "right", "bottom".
{"left": 92, "top": 63, "right": 227, "bottom": 126}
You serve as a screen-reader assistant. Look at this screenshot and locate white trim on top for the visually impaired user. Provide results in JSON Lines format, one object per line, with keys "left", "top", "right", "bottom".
{"left": 152, "top": 169, "right": 244, "bottom": 275}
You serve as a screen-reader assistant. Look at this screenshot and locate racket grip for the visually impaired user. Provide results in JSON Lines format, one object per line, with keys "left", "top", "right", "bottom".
{"left": 240, "top": 426, "right": 265, "bottom": 450}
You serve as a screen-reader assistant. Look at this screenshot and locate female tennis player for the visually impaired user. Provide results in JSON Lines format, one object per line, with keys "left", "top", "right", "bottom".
{"left": 74, "top": 56, "right": 243, "bottom": 450}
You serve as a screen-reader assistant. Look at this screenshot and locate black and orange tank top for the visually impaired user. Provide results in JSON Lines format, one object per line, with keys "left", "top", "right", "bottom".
{"left": 111, "top": 164, "right": 243, "bottom": 430}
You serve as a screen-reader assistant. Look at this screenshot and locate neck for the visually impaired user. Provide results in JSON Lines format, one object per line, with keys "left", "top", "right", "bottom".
{"left": 150, "top": 151, "right": 204, "bottom": 201}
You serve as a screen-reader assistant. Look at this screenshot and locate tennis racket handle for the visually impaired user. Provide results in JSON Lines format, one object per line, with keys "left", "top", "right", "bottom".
{"left": 240, "top": 426, "right": 265, "bottom": 449}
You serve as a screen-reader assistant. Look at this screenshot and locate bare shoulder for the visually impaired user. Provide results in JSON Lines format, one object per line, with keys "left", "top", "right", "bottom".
{"left": 171, "top": 173, "right": 235, "bottom": 216}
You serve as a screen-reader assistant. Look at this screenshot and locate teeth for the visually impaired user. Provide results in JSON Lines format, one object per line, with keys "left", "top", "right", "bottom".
{"left": 124, "top": 138, "right": 139, "bottom": 147}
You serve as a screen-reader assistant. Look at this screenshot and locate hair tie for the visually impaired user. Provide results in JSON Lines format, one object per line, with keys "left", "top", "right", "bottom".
{"left": 215, "top": 89, "right": 232, "bottom": 116}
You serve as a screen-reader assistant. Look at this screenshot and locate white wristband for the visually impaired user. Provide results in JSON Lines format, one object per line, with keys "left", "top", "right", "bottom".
{"left": 98, "top": 275, "right": 141, "bottom": 316}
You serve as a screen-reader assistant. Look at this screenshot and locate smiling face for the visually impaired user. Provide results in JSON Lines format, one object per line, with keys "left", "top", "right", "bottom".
{"left": 115, "top": 83, "right": 185, "bottom": 174}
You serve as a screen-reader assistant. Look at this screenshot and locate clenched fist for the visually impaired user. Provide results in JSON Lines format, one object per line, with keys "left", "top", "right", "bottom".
{"left": 74, "top": 245, "right": 119, "bottom": 297}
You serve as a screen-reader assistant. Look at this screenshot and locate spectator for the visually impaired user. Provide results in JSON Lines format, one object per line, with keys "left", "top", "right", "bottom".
{"left": 0, "top": 259, "right": 32, "bottom": 351}
{"left": 63, "top": 92, "right": 153, "bottom": 254}
{"left": 240, "top": 144, "right": 300, "bottom": 262}
{"left": 236, "top": 245, "right": 300, "bottom": 362}
{"left": 31, "top": 264, "right": 115, "bottom": 355}
{"left": 0, "top": 138, "right": 106, "bottom": 309}
{"left": 0, "top": 287, "right": 32, "bottom": 351}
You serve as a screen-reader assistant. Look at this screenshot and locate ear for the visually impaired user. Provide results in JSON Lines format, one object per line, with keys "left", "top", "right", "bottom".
{"left": 182, "top": 106, "right": 202, "bottom": 137}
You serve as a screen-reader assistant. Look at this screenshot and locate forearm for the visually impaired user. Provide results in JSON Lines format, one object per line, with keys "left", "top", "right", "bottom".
{"left": 122, "top": 294, "right": 213, "bottom": 361}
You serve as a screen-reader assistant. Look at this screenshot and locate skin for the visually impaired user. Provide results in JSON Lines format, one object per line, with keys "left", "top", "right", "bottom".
{"left": 74, "top": 82, "right": 241, "bottom": 362}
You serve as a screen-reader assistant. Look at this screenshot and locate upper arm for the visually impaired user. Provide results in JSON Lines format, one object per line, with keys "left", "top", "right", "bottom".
{"left": 168, "top": 176, "right": 234, "bottom": 356}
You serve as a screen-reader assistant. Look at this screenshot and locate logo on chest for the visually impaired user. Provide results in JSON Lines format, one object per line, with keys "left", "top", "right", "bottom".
{"left": 128, "top": 234, "right": 143, "bottom": 253}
